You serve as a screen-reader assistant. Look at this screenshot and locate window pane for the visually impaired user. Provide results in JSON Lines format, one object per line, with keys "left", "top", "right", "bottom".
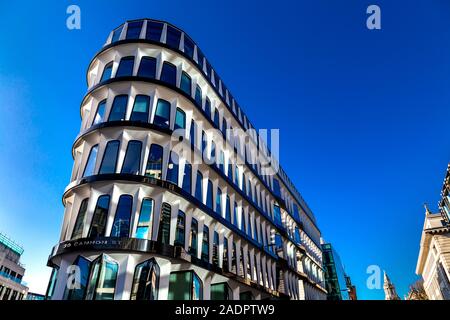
{"left": 174, "top": 108, "right": 186, "bottom": 130}
{"left": 166, "top": 26, "right": 181, "bottom": 50}
{"left": 194, "top": 171, "right": 203, "bottom": 202}
{"left": 145, "top": 144, "right": 163, "bottom": 179}
{"left": 160, "top": 62, "right": 177, "bottom": 86}
{"left": 211, "top": 283, "right": 230, "bottom": 300}
{"left": 93, "top": 100, "right": 106, "bottom": 125}
{"left": 168, "top": 272, "right": 192, "bottom": 300}
{"left": 183, "top": 36, "right": 195, "bottom": 59}
{"left": 99, "top": 140, "right": 120, "bottom": 174}
{"left": 213, "top": 109, "right": 220, "bottom": 128}
{"left": 215, "top": 188, "right": 222, "bottom": 215}
{"left": 130, "top": 95, "right": 150, "bottom": 122}
{"left": 158, "top": 203, "right": 171, "bottom": 244}
{"left": 63, "top": 256, "right": 90, "bottom": 300}
{"left": 194, "top": 86, "right": 202, "bottom": 107}
{"left": 146, "top": 21, "right": 163, "bottom": 41}
{"left": 116, "top": 56, "right": 135, "bottom": 77}
{"left": 225, "top": 196, "right": 231, "bottom": 222}
{"left": 88, "top": 195, "right": 110, "bottom": 237}
{"left": 192, "top": 273, "right": 202, "bottom": 300}
{"left": 83, "top": 145, "right": 98, "bottom": 177}
{"left": 204, "top": 98, "right": 211, "bottom": 119}
{"left": 189, "top": 218, "right": 198, "bottom": 256}
{"left": 131, "top": 259, "right": 159, "bottom": 300}
{"left": 86, "top": 255, "right": 118, "bottom": 300}
{"left": 126, "top": 21, "right": 143, "bottom": 39}
{"left": 111, "top": 195, "right": 133, "bottom": 237}
{"left": 202, "top": 225, "right": 209, "bottom": 262}
{"left": 100, "top": 62, "right": 113, "bottom": 82}
{"left": 190, "top": 120, "right": 196, "bottom": 148}
{"left": 153, "top": 99, "right": 171, "bottom": 129}
{"left": 182, "top": 162, "right": 192, "bottom": 194}
{"left": 206, "top": 180, "right": 213, "bottom": 209}
{"left": 111, "top": 26, "right": 123, "bottom": 42}
{"left": 121, "top": 140, "right": 142, "bottom": 174}
{"left": 72, "top": 198, "right": 89, "bottom": 239}
{"left": 108, "top": 95, "right": 128, "bottom": 121}
{"left": 167, "top": 152, "right": 179, "bottom": 185}
{"left": 175, "top": 210, "right": 185, "bottom": 247}
{"left": 137, "top": 57, "right": 157, "bottom": 79}
{"left": 180, "top": 72, "right": 192, "bottom": 96}
{"left": 136, "top": 198, "right": 153, "bottom": 239}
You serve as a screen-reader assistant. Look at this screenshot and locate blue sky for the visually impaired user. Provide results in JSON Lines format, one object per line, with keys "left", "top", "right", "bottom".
{"left": 0, "top": 0, "right": 449, "bottom": 299}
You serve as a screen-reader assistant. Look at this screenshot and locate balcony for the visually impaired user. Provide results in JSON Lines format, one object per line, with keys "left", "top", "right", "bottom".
{"left": 0, "top": 270, "right": 27, "bottom": 287}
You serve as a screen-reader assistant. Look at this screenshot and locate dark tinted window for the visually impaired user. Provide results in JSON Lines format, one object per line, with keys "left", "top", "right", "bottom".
{"left": 111, "top": 26, "right": 123, "bottom": 42}
{"left": 111, "top": 195, "right": 133, "bottom": 237}
{"left": 99, "top": 140, "right": 120, "bottom": 174}
{"left": 182, "top": 162, "right": 192, "bottom": 194}
{"left": 167, "top": 152, "right": 179, "bottom": 185}
{"left": 175, "top": 210, "right": 185, "bottom": 247}
{"left": 131, "top": 259, "right": 159, "bottom": 300}
{"left": 184, "top": 36, "right": 195, "bottom": 59}
{"left": 72, "top": 199, "right": 89, "bottom": 239}
{"left": 135, "top": 198, "right": 153, "bottom": 239}
{"left": 137, "top": 57, "right": 157, "bottom": 79}
{"left": 116, "top": 56, "right": 135, "bottom": 77}
{"left": 204, "top": 98, "right": 211, "bottom": 119}
{"left": 158, "top": 203, "right": 171, "bottom": 244}
{"left": 83, "top": 144, "right": 98, "bottom": 177}
{"left": 180, "top": 72, "right": 192, "bottom": 96}
{"left": 195, "top": 171, "right": 203, "bottom": 202}
{"left": 174, "top": 108, "right": 186, "bottom": 131}
{"left": 166, "top": 26, "right": 181, "bottom": 50}
{"left": 153, "top": 99, "right": 171, "bottom": 128}
{"left": 194, "top": 85, "right": 202, "bottom": 107}
{"left": 121, "top": 140, "right": 142, "bottom": 174}
{"left": 108, "top": 95, "right": 128, "bottom": 121}
{"left": 126, "top": 21, "right": 143, "bottom": 39}
{"left": 100, "top": 62, "right": 113, "bottom": 82}
{"left": 93, "top": 100, "right": 106, "bottom": 125}
{"left": 206, "top": 180, "right": 213, "bottom": 209}
{"left": 189, "top": 218, "right": 198, "bottom": 256}
{"left": 160, "top": 62, "right": 177, "bottom": 86}
{"left": 88, "top": 195, "right": 110, "bottom": 237}
{"left": 146, "top": 21, "right": 163, "bottom": 41}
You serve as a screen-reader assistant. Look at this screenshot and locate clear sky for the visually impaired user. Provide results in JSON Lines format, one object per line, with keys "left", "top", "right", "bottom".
{"left": 0, "top": 0, "right": 449, "bottom": 299}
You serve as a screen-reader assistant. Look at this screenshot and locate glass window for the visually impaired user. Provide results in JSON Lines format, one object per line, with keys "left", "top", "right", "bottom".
{"left": 189, "top": 120, "right": 197, "bottom": 148}
{"left": 215, "top": 187, "right": 222, "bottom": 216}
{"left": 211, "top": 283, "right": 231, "bottom": 300}
{"left": 121, "top": 140, "right": 142, "bottom": 175}
{"left": 174, "top": 108, "right": 186, "bottom": 131}
{"left": 206, "top": 180, "right": 214, "bottom": 209}
{"left": 175, "top": 210, "right": 185, "bottom": 247}
{"left": 136, "top": 198, "right": 153, "bottom": 239}
{"left": 116, "top": 56, "right": 135, "bottom": 77}
{"left": 153, "top": 99, "right": 171, "bottom": 129}
{"left": 182, "top": 162, "right": 192, "bottom": 194}
{"left": 212, "top": 231, "right": 219, "bottom": 267}
{"left": 201, "top": 131, "right": 207, "bottom": 159}
{"left": 126, "top": 21, "right": 143, "bottom": 39}
{"left": 85, "top": 254, "right": 118, "bottom": 300}
{"left": 72, "top": 198, "right": 89, "bottom": 239}
{"left": 219, "top": 150, "right": 225, "bottom": 172}
{"left": 213, "top": 109, "right": 220, "bottom": 128}
{"left": 93, "top": 100, "right": 106, "bottom": 125}
{"left": 183, "top": 36, "right": 195, "bottom": 59}
{"left": 194, "top": 171, "right": 203, "bottom": 203}
{"left": 145, "top": 144, "right": 163, "bottom": 179}
{"left": 197, "top": 49, "right": 205, "bottom": 70}
{"left": 222, "top": 118, "right": 228, "bottom": 136}
{"left": 189, "top": 218, "right": 198, "bottom": 256}
{"left": 130, "top": 259, "right": 159, "bottom": 300}
{"left": 194, "top": 85, "right": 202, "bottom": 107}
{"left": 111, "top": 26, "right": 123, "bottom": 42}
{"left": 202, "top": 225, "right": 209, "bottom": 262}
{"left": 166, "top": 26, "right": 181, "bottom": 50}
{"left": 45, "top": 267, "right": 59, "bottom": 300}
{"left": 130, "top": 95, "right": 150, "bottom": 122}
{"left": 167, "top": 151, "right": 179, "bottom": 185}
{"left": 100, "top": 62, "right": 113, "bottom": 82}
{"left": 240, "top": 291, "right": 254, "bottom": 300}
{"left": 225, "top": 196, "right": 231, "bottom": 222}
{"left": 108, "top": 95, "right": 128, "bottom": 122}
{"left": 273, "top": 204, "right": 282, "bottom": 227}
{"left": 137, "top": 56, "right": 157, "bottom": 79}
{"left": 294, "top": 227, "right": 301, "bottom": 245}
{"left": 180, "top": 72, "right": 192, "bottom": 96}
{"left": 158, "top": 203, "right": 171, "bottom": 244}
{"left": 210, "top": 141, "right": 216, "bottom": 160}
{"left": 83, "top": 144, "right": 98, "bottom": 177}
{"left": 63, "top": 256, "right": 90, "bottom": 300}
{"left": 99, "top": 140, "right": 120, "bottom": 174}
{"left": 168, "top": 271, "right": 203, "bottom": 300}
{"left": 111, "top": 195, "right": 133, "bottom": 237}
{"left": 146, "top": 21, "right": 163, "bottom": 41}
{"left": 88, "top": 195, "right": 110, "bottom": 237}
{"left": 160, "top": 61, "right": 177, "bottom": 86}
{"left": 204, "top": 98, "right": 211, "bottom": 119}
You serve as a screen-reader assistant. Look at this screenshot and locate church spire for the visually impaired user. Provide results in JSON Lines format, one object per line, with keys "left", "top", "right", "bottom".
{"left": 383, "top": 271, "right": 400, "bottom": 300}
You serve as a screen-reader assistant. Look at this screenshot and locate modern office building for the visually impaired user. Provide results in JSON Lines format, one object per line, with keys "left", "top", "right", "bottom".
{"left": 45, "top": 18, "right": 327, "bottom": 300}
{"left": 0, "top": 232, "right": 29, "bottom": 300}
{"left": 321, "top": 242, "right": 350, "bottom": 300}
{"left": 416, "top": 163, "right": 450, "bottom": 300}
